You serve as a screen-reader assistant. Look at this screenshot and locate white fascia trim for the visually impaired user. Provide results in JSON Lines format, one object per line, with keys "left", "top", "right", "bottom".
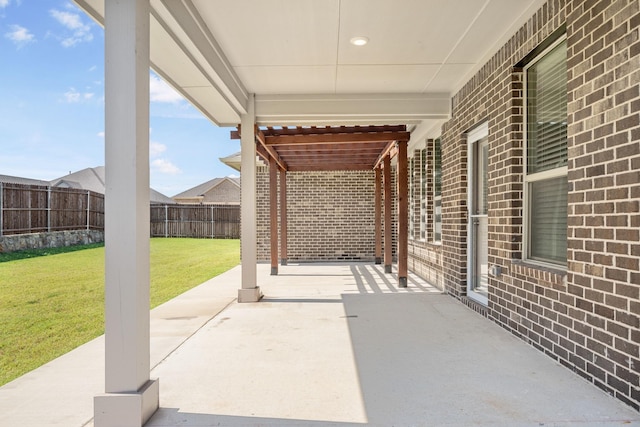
{"left": 155, "top": 0, "right": 248, "bottom": 116}
{"left": 73, "top": 0, "right": 105, "bottom": 26}
{"left": 254, "top": 93, "right": 451, "bottom": 127}
{"left": 407, "top": 119, "right": 447, "bottom": 153}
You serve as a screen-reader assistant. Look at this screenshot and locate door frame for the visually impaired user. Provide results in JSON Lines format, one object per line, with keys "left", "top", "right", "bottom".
{"left": 467, "top": 122, "right": 489, "bottom": 305}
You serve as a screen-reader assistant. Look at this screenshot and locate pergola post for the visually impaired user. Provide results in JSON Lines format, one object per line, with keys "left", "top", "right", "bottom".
{"left": 239, "top": 94, "right": 262, "bottom": 302}
{"left": 374, "top": 167, "right": 382, "bottom": 264}
{"left": 280, "top": 168, "right": 288, "bottom": 266}
{"left": 397, "top": 141, "right": 408, "bottom": 287}
{"left": 94, "top": 1, "right": 159, "bottom": 426}
{"left": 383, "top": 155, "right": 392, "bottom": 274}
{"left": 269, "top": 156, "right": 278, "bottom": 275}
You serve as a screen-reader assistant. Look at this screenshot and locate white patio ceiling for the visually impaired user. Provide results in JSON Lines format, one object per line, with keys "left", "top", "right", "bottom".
{"left": 75, "top": 0, "right": 545, "bottom": 134}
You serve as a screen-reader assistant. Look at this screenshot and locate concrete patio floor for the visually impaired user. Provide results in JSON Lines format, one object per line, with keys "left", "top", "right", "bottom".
{"left": 1, "top": 263, "right": 638, "bottom": 426}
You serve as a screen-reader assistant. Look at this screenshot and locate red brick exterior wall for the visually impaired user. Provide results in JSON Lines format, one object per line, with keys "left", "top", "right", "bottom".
{"left": 408, "top": 0, "right": 639, "bottom": 410}
{"left": 257, "top": 168, "right": 397, "bottom": 262}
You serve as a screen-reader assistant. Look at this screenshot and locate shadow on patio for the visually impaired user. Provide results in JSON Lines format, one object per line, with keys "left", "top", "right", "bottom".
{"left": 145, "top": 263, "right": 639, "bottom": 427}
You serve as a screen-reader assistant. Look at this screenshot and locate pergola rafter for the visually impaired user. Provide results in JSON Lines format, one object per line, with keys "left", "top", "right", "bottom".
{"left": 231, "top": 125, "right": 408, "bottom": 172}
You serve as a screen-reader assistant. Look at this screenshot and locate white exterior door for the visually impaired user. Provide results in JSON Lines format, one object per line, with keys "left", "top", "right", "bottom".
{"left": 467, "top": 125, "right": 489, "bottom": 305}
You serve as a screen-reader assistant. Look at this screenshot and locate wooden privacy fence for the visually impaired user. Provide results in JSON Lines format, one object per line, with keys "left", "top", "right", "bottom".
{"left": 0, "top": 183, "right": 104, "bottom": 236}
{"left": 150, "top": 204, "right": 240, "bottom": 239}
{"left": 0, "top": 183, "right": 240, "bottom": 239}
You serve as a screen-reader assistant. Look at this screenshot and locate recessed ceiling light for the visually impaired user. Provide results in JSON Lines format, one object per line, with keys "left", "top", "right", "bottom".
{"left": 350, "top": 36, "right": 369, "bottom": 46}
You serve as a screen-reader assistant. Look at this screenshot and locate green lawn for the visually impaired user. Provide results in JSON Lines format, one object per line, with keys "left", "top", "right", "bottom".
{"left": 0, "top": 238, "right": 239, "bottom": 386}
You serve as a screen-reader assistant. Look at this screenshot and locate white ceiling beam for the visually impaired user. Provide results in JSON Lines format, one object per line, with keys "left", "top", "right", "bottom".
{"left": 156, "top": 0, "right": 248, "bottom": 116}
{"left": 254, "top": 93, "right": 451, "bottom": 127}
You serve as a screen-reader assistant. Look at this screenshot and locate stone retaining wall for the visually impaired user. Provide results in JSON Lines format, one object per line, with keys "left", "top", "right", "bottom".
{"left": 0, "top": 230, "right": 104, "bottom": 253}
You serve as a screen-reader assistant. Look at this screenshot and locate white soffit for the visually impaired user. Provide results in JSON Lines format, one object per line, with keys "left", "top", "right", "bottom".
{"left": 74, "top": 0, "right": 547, "bottom": 127}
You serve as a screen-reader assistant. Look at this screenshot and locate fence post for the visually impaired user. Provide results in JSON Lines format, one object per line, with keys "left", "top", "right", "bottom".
{"left": 87, "top": 191, "right": 91, "bottom": 230}
{"left": 164, "top": 204, "right": 168, "bottom": 238}
{"left": 28, "top": 186, "right": 32, "bottom": 233}
{"left": 47, "top": 187, "right": 52, "bottom": 232}
{"left": 0, "top": 182, "right": 3, "bottom": 237}
{"left": 211, "top": 205, "right": 215, "bottom": 238}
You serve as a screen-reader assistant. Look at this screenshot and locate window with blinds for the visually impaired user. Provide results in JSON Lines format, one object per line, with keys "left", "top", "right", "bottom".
{"left": 525, "top": 38, "right": 567, "bottom": 266}
{"left": 527, "top": 40, "right": 568, "bottom": 174}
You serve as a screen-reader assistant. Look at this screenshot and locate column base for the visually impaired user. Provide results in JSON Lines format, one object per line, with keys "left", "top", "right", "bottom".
{"left": 281, "top": 258, "right": 287, "bottom": 266}
{"left": 238, "top": 287, "right": 263, "bottom": 303}
{"left": 398, "top": 277, "right": 408, "bottom": 288}
{"left": 271, "top": 266, "right": 278, "bottom": 275}
{"left": 384, "top": 264, "right": 392, "bottom": 274}
{"left": 94, "top": 379, "right": 159, "bottom": 427}
{"left": 375, "top": 257, "right": 382, "bottom": 265}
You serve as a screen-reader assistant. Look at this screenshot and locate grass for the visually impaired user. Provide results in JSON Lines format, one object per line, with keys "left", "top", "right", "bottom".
{"left": 0, "top": 238, "right": 239, "bottom": 386}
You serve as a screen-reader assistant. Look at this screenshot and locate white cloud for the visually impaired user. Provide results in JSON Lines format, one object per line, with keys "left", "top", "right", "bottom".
{"left": 5, "top": 24, "right": 35, "bottom": 47}
{"left": 150, "top": 141, "right": 167, "bottom": 158}
{"left": 50, "top": 9, "right": 93, "bottom": 47}
{"left": 150, "top": 75, "right": 183, "bottom": 104}
{"left": 152, "top": 159, "right": 181, "bottom": 175}
{"left": 0, "top": 0, "right": 10, "bottom": 8}
{"left": 63, "top": 88, "right": 95, "bottom": 103}
{"left": 64, "top": 88, "right": 80, "bottom": 103}
{"left": 97, "top": 131, "right": 105, "bottom": 138}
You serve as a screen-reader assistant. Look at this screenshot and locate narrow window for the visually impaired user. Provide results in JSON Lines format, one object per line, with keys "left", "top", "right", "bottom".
{"left": 409, "top": 156, "right": 415, "bottom": 240}
{"left": 419, "top": 148, "right": 427, "bottom": 240}
{"left": 433, "top": 138, "right": 442, "bottom": 243}
{"left": 525, "top": 38, "right": 567, "bottom": 265}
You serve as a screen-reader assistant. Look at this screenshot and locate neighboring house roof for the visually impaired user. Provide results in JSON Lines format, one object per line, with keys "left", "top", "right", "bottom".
{"left": 2, "top": 167, "right": 173, "bottom": 203}
{"left": 172, "top": 177, "right": 240, "bottom": 204}
{"left": 49, "top": 166, "right": 173, "bottom": 203}
{"left": 0, "top": 175, "right": 50, "bottom": 186}
{"left": 172, "top": 177, "right": 240, "bottom": 199}
{"left": 150, "top": 189, "right": 175, "bottom": 204}
{"left": 50, "top": 166, "right": 106, "bottom": 194}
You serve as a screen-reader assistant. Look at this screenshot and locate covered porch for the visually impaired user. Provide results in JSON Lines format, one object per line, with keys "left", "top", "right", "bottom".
{"left": 65, "top": 0, "right": 640, "bottom": 424}
{"left": 1, "top": 263, "right": 638, "bottom": 426}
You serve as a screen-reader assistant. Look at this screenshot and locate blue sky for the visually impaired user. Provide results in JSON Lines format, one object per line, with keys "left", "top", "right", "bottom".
{"left": 0, "top": 0, "right": 240, "bottom": 197}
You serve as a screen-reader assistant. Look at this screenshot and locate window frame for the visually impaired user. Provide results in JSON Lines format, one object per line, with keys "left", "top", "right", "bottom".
{"left": 419, "top": 147, "right": 427, "bottom": 241}
{"left": 432, "top": 137, "right": 442, "bottom": 244}
{"left": 523, "top": 36, "right": 568, "bottom": 268}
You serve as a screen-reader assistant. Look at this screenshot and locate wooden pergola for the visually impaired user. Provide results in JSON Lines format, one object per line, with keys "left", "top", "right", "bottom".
{"left": 231, "top": 125, "right": 410, "bottom": 287}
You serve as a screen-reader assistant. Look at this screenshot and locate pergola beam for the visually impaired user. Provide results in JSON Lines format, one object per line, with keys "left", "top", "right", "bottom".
{"left": 272, "top": 141, "right": 387, "bottom": 154}
{"left": 265, "top": 132, "right": 410, "bottom": 146}
{"left": 373, "top": 141, "right": 398, "bottom": 170}
{"left": 263, "top": 125, "right": 408, "bottom": 136}
{"left": 287, "top": 164, "right": 372, "bottom": 172}
{"left": 256, "top": 128, "right": 288, "bottom": 171}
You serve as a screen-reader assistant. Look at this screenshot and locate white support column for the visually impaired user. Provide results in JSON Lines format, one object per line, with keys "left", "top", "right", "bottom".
{"left": 94, "top": 1, "right": 159, "bottom": 426}
{"left": 239, "top": 93, "right": 262, "bottom": 302}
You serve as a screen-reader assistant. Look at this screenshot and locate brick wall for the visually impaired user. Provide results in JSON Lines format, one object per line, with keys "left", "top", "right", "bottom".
{"left": 408, "top": 0, "right": 639, "bottom": 410}
{"left": 257, "top": 168, "right": 396, "bottom": 262}
{"left": 202, "top": 179, "right": 240, "bottom": 204}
